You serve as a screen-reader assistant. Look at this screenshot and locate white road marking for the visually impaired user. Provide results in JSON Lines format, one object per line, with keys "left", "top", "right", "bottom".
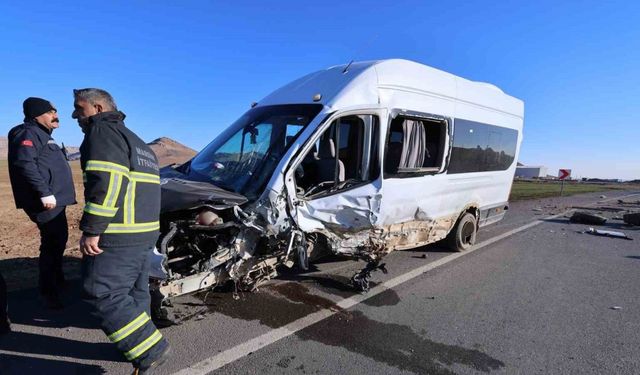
{"left": 171, "top": 193, "right": 639, "bottom": 374}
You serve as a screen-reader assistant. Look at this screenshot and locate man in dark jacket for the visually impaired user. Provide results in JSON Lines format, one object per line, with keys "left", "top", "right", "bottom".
{"left": 7, "top": 97, "right": 77, "bottom": 309}
{"left": 73, "top": 88, "right": 170, "bottom": 374}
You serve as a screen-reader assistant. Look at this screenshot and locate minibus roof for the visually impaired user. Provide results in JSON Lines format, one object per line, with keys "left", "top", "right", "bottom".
{"left": 258, "top": 59, "right": 523, "bottom": 118}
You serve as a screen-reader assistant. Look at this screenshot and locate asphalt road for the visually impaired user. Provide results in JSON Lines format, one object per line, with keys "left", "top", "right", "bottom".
{"left": 1, "top": 190, "right": 639, "bottom": 375}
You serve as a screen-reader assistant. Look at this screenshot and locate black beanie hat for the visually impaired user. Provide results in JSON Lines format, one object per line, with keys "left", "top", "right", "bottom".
{"left": 23, "top": 97, "right": 56, "bottom": 119}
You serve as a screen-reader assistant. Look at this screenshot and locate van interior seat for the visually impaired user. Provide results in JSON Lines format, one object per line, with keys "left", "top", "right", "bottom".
{"left": 314, "top": 137, "right": 344, "bottom": 182}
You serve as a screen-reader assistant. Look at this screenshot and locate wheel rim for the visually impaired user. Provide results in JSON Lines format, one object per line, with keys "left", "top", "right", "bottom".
{"left": 461, "top": 221, "right": 476, "bottom": 245}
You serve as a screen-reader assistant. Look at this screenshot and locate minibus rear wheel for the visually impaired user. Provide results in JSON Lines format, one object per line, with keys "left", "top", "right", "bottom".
{"left": 447, "top": 212, "right": 477, "bottom": 252}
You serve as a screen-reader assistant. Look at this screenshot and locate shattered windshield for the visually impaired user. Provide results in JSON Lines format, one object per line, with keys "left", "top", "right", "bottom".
{"left": 189, "top": 104, "right": 323, "bottom": 198}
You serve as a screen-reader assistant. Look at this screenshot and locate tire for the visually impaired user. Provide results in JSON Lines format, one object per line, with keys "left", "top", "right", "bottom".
{"left": 447, "top": 212, "right": 477, "bottom": 252}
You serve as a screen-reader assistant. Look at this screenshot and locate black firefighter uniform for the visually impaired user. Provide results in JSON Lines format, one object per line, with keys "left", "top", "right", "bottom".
{"left": 79, "top": 111, "right": 168, "bottom": 368}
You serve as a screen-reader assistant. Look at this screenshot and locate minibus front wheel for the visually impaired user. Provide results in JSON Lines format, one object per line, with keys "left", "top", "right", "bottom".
{"left": 447, "top": 212, "right": 477, "bottom": 252}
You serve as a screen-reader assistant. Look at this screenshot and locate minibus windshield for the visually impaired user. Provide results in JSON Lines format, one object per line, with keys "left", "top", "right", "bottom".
{"left": 188, "top": 104, "right": 323, "bottom": 198}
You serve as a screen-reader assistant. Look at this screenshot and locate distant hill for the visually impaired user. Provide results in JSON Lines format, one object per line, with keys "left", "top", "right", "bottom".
{"left": 147, "top": 137, "right": 197, "bottom": 167}
{"left": 0, "top": 135, "right": 196, "bottom": 167}
{"left": 65, "top": 145, "right": 81, "bottom": 160}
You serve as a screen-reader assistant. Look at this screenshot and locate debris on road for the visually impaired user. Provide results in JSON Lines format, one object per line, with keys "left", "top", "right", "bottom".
{"left": 586, "top": 227, "right": 632, "bottom": 240}
{"left": 600, "top": 195, "right": 607, "bottom": 199}
{"left": 351, "top": 262, "right": 388, "bottom": 292}
{"left": 601, "top": 206, "right": 626, "bottom": 212}
{"left": 572, "top": 206, "right": 620, "bottom": 212}
{"left": 617, "top": 199, "right": 640, "bottom": 205}
{"left": 570, "top": 211, "right": 607, "bottom": 225}
{"left": 623, "top": 213, "right": 640, "bottom": 226}
{"left": 610, "top": 306, "right": 622, "bottom": 310}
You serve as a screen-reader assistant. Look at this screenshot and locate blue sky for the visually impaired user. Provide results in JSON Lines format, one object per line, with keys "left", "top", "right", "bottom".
{"left": 1, "top": 1, "right": 638, "bottom": 179}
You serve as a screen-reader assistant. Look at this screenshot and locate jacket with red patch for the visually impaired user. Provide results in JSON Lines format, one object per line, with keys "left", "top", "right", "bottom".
{"left": 7, "top": 120, "right": 76, "bottom": 212}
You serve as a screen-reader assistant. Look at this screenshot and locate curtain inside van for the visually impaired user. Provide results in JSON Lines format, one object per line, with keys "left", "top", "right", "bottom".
{"left": 399, "top": 119, "right": 426, "bottom": 169}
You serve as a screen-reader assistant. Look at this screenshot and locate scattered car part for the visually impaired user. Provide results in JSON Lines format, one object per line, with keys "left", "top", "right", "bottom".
{"left": 571, "top": 206, "right": 620, "bottom": 212}
{"left": 351, "top": 261, "right": 388, "bottom": 292}
{"left": 623, "top": 212, "right": 640, "bottom": 226}
{"left": 586, "top": 227, "right": 632, "bottom": 240}
{"left": 570, "top": 211, "right": 607, "bottom": 225}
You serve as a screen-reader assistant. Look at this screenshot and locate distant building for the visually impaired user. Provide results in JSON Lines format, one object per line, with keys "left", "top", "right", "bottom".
{"left": 515, "top": 165, "right": 548, "bottom": 178}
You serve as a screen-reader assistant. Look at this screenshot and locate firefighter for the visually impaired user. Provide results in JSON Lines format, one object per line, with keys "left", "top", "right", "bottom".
{"left": 73, "top": 88, "right": 170, "bottom": 374}
{"left": 7, "top": 97, "right": 76, "bottom": 309}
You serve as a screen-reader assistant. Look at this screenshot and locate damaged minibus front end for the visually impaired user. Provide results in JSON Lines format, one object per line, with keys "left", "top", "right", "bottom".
{"left": 151, "top": 104, "right": 330, "bottom": 300}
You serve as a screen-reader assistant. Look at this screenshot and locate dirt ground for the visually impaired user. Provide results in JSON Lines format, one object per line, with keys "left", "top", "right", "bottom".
{"left": 0, "top": 160, "right": 85, "bottom": 291}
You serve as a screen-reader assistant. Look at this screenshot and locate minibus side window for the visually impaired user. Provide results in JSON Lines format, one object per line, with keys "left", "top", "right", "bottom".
{"left": 295, "top": 115, "right": 379, "bottom": 198}
{"left": 384, "top": 116, "right": 447, "bottom": 177}
{"left": 448, "top": 119, "right": 518, "bottom": 174}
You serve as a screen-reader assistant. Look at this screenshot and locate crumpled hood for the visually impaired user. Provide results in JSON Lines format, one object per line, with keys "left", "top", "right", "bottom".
{"left": 160, "top": 167, "right": 248, "bottom": 213}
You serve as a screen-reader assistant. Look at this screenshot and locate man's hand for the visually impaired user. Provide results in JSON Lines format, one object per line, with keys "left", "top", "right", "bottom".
{"left": 41, "top": 195, "right": 57, "bottom": 210}
{"left": 80, "top": 234, "right": 103, "bottom": 256}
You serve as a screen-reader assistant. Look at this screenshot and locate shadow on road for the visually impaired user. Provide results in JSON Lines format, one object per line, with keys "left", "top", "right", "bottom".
{"left": 0, "top": 256, "right": 82, "bottom": 292}
{"left": 0, "top": 352, "right": 107, "bottom": 374}
{"left": 0, "top": 330, "right": 121, "bottom": 362}
{"left": 197, "top": 281, "right": 495, "bottom": 374}
{"left": 297, "top": 309, "right": 504, "bottom": 375}
{"left": 6, "top": 280, "right": 99, "bottom": 329}
{"left": 0, "top": 278, "right": 124, "bottom": 372}
{"left": 406, "top": 241, "right": 452, "bottom": 254}
{"left": 0, "top": 282, "right": 125, "bottom": 373}
{"left": 278, "top": 273, "right": 363, "bottom": 298}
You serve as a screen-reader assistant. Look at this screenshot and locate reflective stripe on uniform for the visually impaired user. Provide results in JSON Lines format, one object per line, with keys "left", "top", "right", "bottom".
{"left": 130, "top": 181, "right": 136, "bottom": 223}
{"left": 124, "top": 329, "right": 163, "bottom": 361}
{"left": 86, "top": 160, "right": 130, "bottom": 175}
{"left": 103, "top": 172, "right": 123, "bottom": 207}
{"left": 124, "top": 181, "right": 136, "bottom": 224}
{"left": 84, "top": 202, "right": 119, "bottom": 217}
{"left": 104, "top": 221, "right": 160, "bottom": 234}
{"left": 130, "top": 171, "right": 160, "bottom": 184}
{"left": 108, "top": 312, "right": 150, "bottom": 343}
{"left": 111, "top": 172, "right": 124, "bottom": 207}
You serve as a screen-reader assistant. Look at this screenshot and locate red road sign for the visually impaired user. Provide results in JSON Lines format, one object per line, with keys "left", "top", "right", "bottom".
{"left": 558, "top": 169, "right": 571, "bottom": 180}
